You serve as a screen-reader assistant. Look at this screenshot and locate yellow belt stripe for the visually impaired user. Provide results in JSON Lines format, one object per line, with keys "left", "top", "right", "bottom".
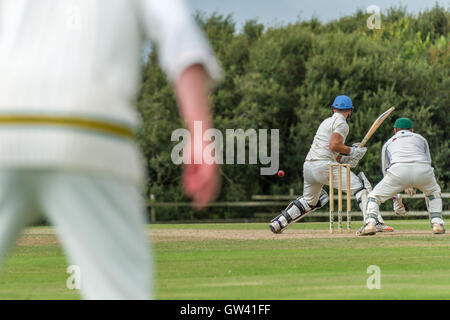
{"left": 0, "top": 115, "right": 134, "bottom": 139}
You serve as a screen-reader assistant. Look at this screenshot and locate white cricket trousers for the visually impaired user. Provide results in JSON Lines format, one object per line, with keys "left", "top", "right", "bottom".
{"left": 0, "top": 170, "right": 151, "bottom": 300}
{"left": 303, "top": 160, "right": 363, "bottom": 205}
{"left": 368, "top": 162, "right": 442, "bottom": 208}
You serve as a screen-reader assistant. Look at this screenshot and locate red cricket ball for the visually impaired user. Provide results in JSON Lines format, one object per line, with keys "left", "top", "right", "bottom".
{"left": 278, "top": 170, "right": 285, "bottom": 177}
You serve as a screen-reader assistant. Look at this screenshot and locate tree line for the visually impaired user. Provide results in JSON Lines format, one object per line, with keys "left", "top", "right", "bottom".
{"left": 136, "top": 4, "right": 449, "bottom": 220}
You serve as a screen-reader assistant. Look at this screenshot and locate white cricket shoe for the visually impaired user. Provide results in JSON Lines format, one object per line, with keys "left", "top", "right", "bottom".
{"left": 356, "top": 222, "right": 377, "bottom": 236}
{"left": 432, "top": 223, "right": 445, "bottom": 234}
{"left": 376, "top": 222, "right": 394, "bottom": 233}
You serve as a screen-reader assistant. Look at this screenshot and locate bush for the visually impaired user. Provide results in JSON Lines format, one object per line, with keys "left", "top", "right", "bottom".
{"left": 137, "top": 6, "right": 449, "bottom": 220}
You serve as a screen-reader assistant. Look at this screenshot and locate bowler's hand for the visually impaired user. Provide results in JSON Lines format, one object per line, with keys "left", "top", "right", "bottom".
{"left": 183, "top": 161, "right": 220, "bottom": 210}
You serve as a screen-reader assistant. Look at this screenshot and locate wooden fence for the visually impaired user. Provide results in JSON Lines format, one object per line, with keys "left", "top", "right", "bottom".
{"left": 148, "top": 191, "right": 450, "bottom": 222}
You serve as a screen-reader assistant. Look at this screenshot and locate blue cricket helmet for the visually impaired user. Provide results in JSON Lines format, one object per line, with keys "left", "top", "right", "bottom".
{"left": 332, "top": 95, "right": 353, "bottom": 110}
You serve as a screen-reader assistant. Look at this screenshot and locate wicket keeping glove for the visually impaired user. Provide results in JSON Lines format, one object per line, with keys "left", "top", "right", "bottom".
{"left": 405, "top": 188, "right": 416, "bottom": 197}
{"left": 393, "top": 194, "right": 407, "bottom": 216}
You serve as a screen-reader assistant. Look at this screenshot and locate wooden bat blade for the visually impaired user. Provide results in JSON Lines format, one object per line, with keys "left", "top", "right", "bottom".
{"left": 360, "top": 106, "right": 395, "bottom": 147}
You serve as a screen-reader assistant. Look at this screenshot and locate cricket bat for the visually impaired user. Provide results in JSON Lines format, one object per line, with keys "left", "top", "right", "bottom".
{"left": 360, "top": 106, "right": 395, "bottom": 147}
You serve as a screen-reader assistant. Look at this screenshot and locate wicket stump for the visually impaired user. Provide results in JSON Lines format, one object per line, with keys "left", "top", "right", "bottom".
{"left": 329, "top": 163, "right": 351, "bottom": 234}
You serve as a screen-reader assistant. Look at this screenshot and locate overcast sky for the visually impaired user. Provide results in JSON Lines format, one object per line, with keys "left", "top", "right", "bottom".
{"left": 187, "top": 0, "right": 449, "bottom": 30}
{"left": 143, "top": 1, "right": 447, "bottom": 58}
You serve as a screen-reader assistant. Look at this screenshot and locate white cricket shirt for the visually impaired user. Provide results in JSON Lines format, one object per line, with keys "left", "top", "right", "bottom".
{"left": 0, "top": 0, "right": 221, "bottom": 184}
{"left": 381, "top": 130, "right": 432, "bottom": 175}
{"left": 305, "top": 112, "right": 349, "bottom": 162}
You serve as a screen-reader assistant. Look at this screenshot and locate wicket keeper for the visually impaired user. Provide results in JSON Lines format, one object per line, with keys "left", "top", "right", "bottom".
{"left": 364, "top": 118, "right": 445, "bottom": 234}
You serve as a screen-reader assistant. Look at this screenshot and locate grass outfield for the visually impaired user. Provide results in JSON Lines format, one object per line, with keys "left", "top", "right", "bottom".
{"left": 0, "top": 220, "right": 448, "bottom": 299}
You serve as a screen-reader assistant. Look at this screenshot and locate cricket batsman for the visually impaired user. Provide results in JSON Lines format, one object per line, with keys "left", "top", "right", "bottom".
{"left": 269, "top": 95, "right": 394, "bottom": 236}
{"left": 362, "top": 118, "right": 445, "bottom": 235}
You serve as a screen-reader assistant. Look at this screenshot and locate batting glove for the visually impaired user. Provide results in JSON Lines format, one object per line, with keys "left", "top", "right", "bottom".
{"left": 340, "top": 146, "right": 367, "bottom": 168}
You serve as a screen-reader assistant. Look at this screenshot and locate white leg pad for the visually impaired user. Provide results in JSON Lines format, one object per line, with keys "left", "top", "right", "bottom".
{"left": 427, "top": 193, "right": 444, "bottom": 225}
{"left": 366, "top": 196, "right": 379, "bottom": 224}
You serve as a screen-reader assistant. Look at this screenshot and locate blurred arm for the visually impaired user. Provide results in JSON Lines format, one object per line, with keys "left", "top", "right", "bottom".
{"left": 175, "top": 64, "right": 214, "bottom": 133}
{"left": 138, "top": 0, "right": 222, "bottom": 83}
{"left": 138, "top": 0, "right": 222, "bottom": 208}
{"left": 174, "top": 64, "right": 220, "bottom": 209}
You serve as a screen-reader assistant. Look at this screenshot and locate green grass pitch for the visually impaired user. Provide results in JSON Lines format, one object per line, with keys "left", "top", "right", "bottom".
{"left": 0, "top": 220, "right": 448, "bottom": 299}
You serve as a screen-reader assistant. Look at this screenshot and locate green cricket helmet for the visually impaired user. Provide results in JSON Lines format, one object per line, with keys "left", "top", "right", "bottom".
{"left": 394, "top": 118, "right": 413, "bottom": 129}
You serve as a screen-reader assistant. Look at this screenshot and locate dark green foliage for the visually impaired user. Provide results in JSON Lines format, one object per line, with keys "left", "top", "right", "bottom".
{"left": 136, "top": 6, "right": 449, "bottom": 220}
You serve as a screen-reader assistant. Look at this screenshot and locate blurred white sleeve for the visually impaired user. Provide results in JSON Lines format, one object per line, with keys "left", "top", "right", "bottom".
{"left": 138, "top": 0, "right": 222, "bottom": 83}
